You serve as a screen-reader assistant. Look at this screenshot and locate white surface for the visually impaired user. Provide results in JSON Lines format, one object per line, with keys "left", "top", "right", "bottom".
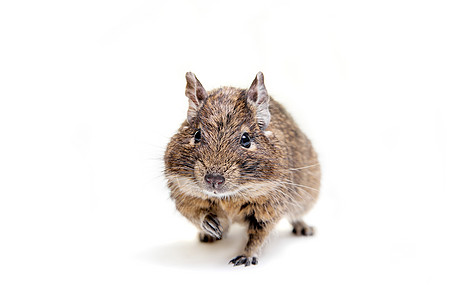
{"left": 1, "top": 0, "right": 450, "bottom": 299}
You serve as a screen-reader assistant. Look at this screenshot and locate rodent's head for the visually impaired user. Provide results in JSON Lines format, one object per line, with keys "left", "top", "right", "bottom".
{"left": 164, "top": 72, "right": 283, "bottom": 199}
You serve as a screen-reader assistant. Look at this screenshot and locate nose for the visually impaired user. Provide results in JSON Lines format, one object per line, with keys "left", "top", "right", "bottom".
{"left": 204, "top": 173, "right": 225, "bottom": 188}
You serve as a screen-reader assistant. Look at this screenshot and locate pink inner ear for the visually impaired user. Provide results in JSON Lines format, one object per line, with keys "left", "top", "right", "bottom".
{"left": 196, "top": 85, "right": 208, "bottom": 101}
{"left": 247, "top": 72, "right": 267, "bottom": 105}
{"left": 185, "top": 72, "right": 207, "bottom": 105}
{"left": 247, "top": 76, "right": 260, "bottom": 103}
{"left": 247, "top": 86, "right": 259, "bottom": 103}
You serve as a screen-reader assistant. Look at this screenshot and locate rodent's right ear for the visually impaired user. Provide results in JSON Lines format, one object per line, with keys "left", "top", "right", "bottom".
{"left": 247, "top": 72, "right": 270, "bottom": 130}
{"left": 185, "top": 72, "right": 208, "bottom": 124}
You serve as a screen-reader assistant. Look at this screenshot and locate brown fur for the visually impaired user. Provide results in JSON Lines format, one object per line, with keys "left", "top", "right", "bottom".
{"left": 164, "top": 72, "right": 321, "bottom": 266}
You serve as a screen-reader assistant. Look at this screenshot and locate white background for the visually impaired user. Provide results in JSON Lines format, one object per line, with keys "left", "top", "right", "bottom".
{"left": 1, "top": 0, "right": 450, "bottom": 299}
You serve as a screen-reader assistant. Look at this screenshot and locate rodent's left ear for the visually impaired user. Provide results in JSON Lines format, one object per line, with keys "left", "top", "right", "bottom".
{"left": 247, "top": 72, "right": 270, "bottom": 130}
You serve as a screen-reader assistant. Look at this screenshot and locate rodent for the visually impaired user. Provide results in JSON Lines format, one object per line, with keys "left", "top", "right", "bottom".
{"left": 164, "top": 72, "right": 321, "bottom": 267}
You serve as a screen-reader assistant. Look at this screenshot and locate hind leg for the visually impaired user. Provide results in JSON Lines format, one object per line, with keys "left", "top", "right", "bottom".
{"left": 287, "top": 186, "right": 318, "bottom": 236}
{"left": 291, "top": 219, "right": 315, "bottom": 236}
{"left": 287, "top": 203, "right": 316, "bottom": 236}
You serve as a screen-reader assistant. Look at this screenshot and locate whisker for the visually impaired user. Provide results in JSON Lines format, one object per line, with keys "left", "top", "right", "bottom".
{"left": 237, "top": 176, "right": 319, "bottom": 192}
{"left": 288, "top": 163, "right": 320, "bottom": 171}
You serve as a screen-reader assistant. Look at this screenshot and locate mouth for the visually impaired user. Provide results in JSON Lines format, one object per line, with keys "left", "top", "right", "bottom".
{"left": 202, "top": 186, "right": 236, "bottom": 198}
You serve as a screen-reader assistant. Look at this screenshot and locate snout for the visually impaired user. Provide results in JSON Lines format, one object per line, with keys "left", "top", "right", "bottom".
{"left": 204, "top": 173, "right": 225, "bottom": 189}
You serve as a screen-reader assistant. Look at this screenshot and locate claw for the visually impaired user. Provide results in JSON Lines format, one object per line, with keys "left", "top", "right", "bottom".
{"left": 201, "top": 215, "right": 223, "bottom": 239}
{"left": 229, "top": 255, "right": 258, "bottom": 267}
{"left": 199, "top": 232, "right": 220, "bottom": 243}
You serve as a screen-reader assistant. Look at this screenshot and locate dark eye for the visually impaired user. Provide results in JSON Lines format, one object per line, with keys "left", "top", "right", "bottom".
{"left": 194, "top": 129, "right": 201, "bottom": 143}
{"left": 240, "top": 132, "right": 251, "bottom": 148}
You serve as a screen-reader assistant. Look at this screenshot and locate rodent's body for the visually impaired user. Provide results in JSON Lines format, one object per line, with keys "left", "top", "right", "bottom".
{"left": 164, "top": 72, "right": 321, "bottom": 266}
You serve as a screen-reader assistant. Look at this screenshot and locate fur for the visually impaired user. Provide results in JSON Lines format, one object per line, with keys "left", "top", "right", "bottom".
{"left": 164, "top": 72, "right": 321, "bottom": 266}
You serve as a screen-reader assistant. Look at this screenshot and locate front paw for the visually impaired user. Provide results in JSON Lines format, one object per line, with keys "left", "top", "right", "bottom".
{"left": 201, "top": 214, "right": 223, "bottom": 240}
{"left": 229, "top": 255, "right": 258, "bottom": 267}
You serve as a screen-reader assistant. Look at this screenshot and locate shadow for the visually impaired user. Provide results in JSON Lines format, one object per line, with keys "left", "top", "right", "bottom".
{"left": 140, "top": 225, "right": 248, "bottom": 269}
{"left": 139, "top": 223, "right": 316, "bottom": 269}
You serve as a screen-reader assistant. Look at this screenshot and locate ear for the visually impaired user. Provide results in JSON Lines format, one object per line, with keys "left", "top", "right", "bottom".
{"left": 247, "top": 72, "right": 270, "bottom": 129}
{"left": 185, "top": 72, "right": 208, "bottom": 124}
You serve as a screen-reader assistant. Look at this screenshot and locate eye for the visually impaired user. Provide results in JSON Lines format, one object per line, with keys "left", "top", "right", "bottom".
{"left": 194, "top": 129, "right": 201, "bottom": 143}
{"left": 240, "top": 132, "right": 251, "bottom": 148}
